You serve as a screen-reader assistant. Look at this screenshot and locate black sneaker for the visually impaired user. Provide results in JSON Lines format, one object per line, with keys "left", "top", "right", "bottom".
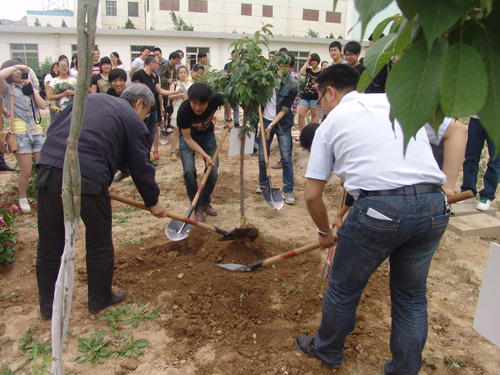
{"left": 113, "top": 172, "right": 130, "bottom": 182}
{"left": 89, "top": 290, "right": 126, "bottom": 314}
{"left": 0, "top": 164, "right": 16, "bottom": 171}
{"left": 295, "top": 334, "right": 340, "bottom": 369}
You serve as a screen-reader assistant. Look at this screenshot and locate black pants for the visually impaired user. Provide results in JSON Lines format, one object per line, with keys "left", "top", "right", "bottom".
{"left": 36, "top": 166, "right": 114, "bottom": 317}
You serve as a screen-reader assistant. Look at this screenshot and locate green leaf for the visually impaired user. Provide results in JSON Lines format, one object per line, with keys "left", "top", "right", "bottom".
{"left": 135, "top": 338, "right": 150, "bottom": 347}
{"left": 474, "top": 28, "right": 500, "bottom": 157}
{"left": 440, "top": 44, "right": 488, "bottom": 117}
{"left": 372, "top": 15, "right": 400, "bottom": 42}
{"left": 386, "top": 37, "right": 448, "bottom": 148}
{"left": 355, "top": 0, "right": 393, "bottom": 38}
{"left": 357, "top": 51, "right": 393, "bottom": 92}
{"left": 396, "top": 0, "right": 417, "bottom": 19}
{"left": 394, "top": 18, "right": 413, "bottom": 57}
{"left": 363, "top": 32, "right": 398, "bottom": 78}
{"left": 414, "top": 0, "right": 463, "bottom": 52}
{"left": 357, "top": 70, "right": 372, "bottom": 92}
{"left": 427, "top": 103, "right": 446, "bottom": 132}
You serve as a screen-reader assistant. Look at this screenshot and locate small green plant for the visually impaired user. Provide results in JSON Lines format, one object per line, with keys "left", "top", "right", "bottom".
{"left": 239, "top": 292, "right": 248, "bottom": 306}
{"left": 98, "top": 306, "right": 131, "bottom": 336}
{"left": 306, "top": 28, "right": 320, "bottom": 38}
{"left": 112, "top": 214, "right": 129, "bottom": 226}
{"left": 110, "top": 337, "right": 149, "bottom": 359}
{"left": 170, "top": 11, "right": 194, "bottom": 31}
{"left": 0, "top": 207, "right": 19, "bottom": 267}
{"left": 123, "top": 303, "right": 160, "bottom": 328}
{"left": 444, "top": 356, "right": 467, "bottom": 369}
{"left": 31, "top": 341, "right": 56, "bottom": 374}
{"left": 120, "top": 237, "right": 145, "bottom": 244}
{"left": 124, "top": 18, "right": 136, "bottom": 29}
{"left": 70, "top": 331, "right": 112, "bottom": 364}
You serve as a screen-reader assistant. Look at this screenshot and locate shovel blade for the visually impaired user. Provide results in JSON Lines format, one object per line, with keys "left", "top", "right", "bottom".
{"left": 262, "top": 187, "right": 284, "bottom": 210}
{"left": 215, "top": 263, "right": 251, "bottom": 272}
{"left": 165, "top": 220, "right": 193, "bottom": 241}
{"left": 218, "top": 227, "right": 260, "bottom": 242}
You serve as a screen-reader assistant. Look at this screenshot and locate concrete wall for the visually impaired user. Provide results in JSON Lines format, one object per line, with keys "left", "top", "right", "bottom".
{"left": 26, "top": 11, "right": 76, "bottom": 28}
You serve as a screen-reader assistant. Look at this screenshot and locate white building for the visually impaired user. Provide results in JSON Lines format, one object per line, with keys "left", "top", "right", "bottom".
{"left": 0, "top": 25, "right": 367, "bottom": 72}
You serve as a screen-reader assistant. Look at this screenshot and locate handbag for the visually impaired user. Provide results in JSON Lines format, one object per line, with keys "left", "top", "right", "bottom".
{"left": 0, "top": 131, "right": 18, "bottom": 153}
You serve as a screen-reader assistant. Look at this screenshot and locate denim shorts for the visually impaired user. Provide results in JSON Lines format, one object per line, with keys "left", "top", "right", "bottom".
{"left": 300, "top": 99, "right": 319, "bottom": 108}
{"left": 13, "top": 133, "right": 46, "bottom": 154}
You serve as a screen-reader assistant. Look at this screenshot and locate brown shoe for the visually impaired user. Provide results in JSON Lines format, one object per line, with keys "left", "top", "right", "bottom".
{"left": 271, "top": 161, "right": 283, "bottom": 169}
{"left": 203, "top": 204, "right": 217, "bottom": 216}
{"left": 194, "top": 206, "right": 205, "bottom": 223}
{"left": 89, "top": 290, "right": 126, "bottom": 314}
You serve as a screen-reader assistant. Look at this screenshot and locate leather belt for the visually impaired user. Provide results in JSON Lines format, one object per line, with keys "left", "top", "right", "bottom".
{"left": 361, "top": 184, "right": 442, "bottom": 197}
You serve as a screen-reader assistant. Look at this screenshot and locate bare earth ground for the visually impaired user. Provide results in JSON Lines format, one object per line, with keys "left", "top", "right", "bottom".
{"left": 1, "top": 110, "right": 500, "bottom": 374}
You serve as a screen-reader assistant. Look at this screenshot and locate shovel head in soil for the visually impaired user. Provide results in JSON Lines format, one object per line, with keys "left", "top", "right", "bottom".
{"left": 262, "top": 186, "right": 284, "bottom": 210}
{"left": 218, "top": 227, "right": 260, "bottom": 242}
{"left": 165, "top": 220, "right": 194, "bottom": 241}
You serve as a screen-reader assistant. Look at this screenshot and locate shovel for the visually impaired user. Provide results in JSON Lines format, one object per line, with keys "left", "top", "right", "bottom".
{"left": 109, "top": 193, "right": 259, "bottom": 241}
{"left": 322, "top": 187, "right": 347, "bottom": 279}
{"left": 166, "top": 126, "right": 230, "bottom": 241}
{"left": 216, "top": 241, "right": 334, "bottom": 272}
{"left": 258, "top": 104, "right": 284, "bottom": 210}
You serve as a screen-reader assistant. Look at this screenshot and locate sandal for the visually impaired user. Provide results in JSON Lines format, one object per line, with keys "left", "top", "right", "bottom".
{"left": 153, "top": 151, "right": 160, "bottom": 160}
{"left": 171, "top": 152, "right": 177, "bottom": 161}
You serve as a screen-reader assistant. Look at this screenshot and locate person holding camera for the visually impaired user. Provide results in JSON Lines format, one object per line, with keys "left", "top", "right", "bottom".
{"left": 0, "top": 60, "right": 46, "bottom": 213}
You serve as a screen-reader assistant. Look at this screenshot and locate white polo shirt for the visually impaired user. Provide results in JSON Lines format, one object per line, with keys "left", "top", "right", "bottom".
{"left": 131, "top": 57, "right": 145, "bottom": 70}
{"left": 424, "top": 117, "right": 453, "bottom": 145}
{"left": 305, "top": 92, "right": 446, "bottom": 199}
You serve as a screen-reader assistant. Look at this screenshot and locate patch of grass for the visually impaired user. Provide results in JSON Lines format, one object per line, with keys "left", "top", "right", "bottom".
{"left": 120, "top": 237, "right": 145, "bottom": 244}
{"left": 123, "top": 303, "right": 160, "bottom": 329}
{"left": 110, "top": 337, "right": 149, "bottom": 359}
{"left": 119, "top": 205, "right": 141, "bottom": 213}
{"left": 112, "top": 214, "right": 129, "bottom": 226}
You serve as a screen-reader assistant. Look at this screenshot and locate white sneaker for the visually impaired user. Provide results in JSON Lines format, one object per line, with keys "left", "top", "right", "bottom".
{"left": 456, "top": 197, "right": 477, "bottom": 204}
{"left": 283, "top": 192, "right": 295, "bottom": 205}
{"left": 255, "top": 187, "right": 263, "bottom": 194}
{"left": 19, "top": 198, "right": 31, "bottom": 213}
{"left": 476, "top": 198, "right": 491, "bottom": 211}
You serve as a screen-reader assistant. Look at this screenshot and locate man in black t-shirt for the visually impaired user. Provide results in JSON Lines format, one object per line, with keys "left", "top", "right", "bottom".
{"left": 177, "top": 83, "right": 234, "bottom": 222}
{"left": 344, "top": 41, "right": 366, "bottom": 76}
{"left": 131, "top": 56, "right": 181, "bottom": 165}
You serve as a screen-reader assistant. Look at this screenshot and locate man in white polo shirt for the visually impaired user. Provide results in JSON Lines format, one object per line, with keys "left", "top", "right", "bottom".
{"left": 295, "top": 64, "right": 449, "bottom": 375}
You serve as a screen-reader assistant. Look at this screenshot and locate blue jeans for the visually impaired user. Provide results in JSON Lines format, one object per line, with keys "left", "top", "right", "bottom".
{"left": 258, "top": 118, "right": 294, "bottom": 193}
{"left": 313, "top": 190, "right": 449, "bottom": 374}
{"left": 460, "top": 117, "right": 500, "bottom": 201}
{"left": 179, "top": 131, "right": 218, "bottom": 207}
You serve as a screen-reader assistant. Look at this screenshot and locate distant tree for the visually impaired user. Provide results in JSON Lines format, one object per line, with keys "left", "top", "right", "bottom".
{"left": 307, "top": 28, "right": 320, "bottom": 38}
{"left": 61, "top": 19, "right": 67, "bottom": 27}
{"left": 338, "top": 35, "right": 343, "bottom": 39}
{"left": 35, "top": 18, "right": 41, "bottom": 26}
{"left": 170, "top": 11, "right": 193, "bottom": 31}
{"left": 124, "top": 18, "right": 135, "bottom": 29}
{"left": 46, "top": 22, "right": 52, "bottom": 27}
{"left": 327, "top": 33, "right": 335, "bottom": 39}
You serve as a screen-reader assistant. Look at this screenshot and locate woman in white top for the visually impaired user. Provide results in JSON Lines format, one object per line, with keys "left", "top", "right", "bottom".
{"left": 44, "top": 62, "right": 59, "bottom": 122}
{"left": 110, "top": 52, "right": 126, "bottom": 70}
{"left": 168, "top": 66, "right": 191, "bottom": 160}
{"left": 47, "top": 59, "right": 77, "bottom": 114}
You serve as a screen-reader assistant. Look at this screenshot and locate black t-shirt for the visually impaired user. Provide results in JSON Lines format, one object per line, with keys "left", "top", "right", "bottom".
{"left": 132, "top": 69, "right": 159, "bottom": 111}
{"left": 302, "top": 68, "right": 321, "bottom": 101}
{"left": 177, "top": 93, "right": 224, "bottom": 136}
{"left": 354, "top": 63, "right": 366, "bottom": 76}
{"left": 91, "top": 73, "right": 111, "bottom": 94}
{"left": 365, "top": 61, "right": 392, "bottom": 94}
{"left": 106, "top": 87, "right": 120, "bottom": 97}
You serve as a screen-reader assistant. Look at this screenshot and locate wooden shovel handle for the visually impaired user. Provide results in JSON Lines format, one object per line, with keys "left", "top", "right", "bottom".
{"left": 258, "top": 104, "right": 270, "bottom": 177}
{"left": 190, "top": 126, "right": 230, "bottom": 209}
{"left": 109, "top": 193, "right": 219, "bottom": 234}
{"left": 261, "top": 242, "right": 320, "bottom": 268}
{"left": 447, "top": 190, "right": 474, "bottom": 204}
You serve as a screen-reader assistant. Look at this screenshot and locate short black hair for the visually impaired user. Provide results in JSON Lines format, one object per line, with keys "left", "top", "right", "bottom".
{"left": 344, "top": 41, "right": 361, "bottom": 55}
{"left": 188, "top": 83, "right": 212, "bottom": 103}
{"left": 368, "top": 33, "right": 385, "bottom": 41}
{"left": 269, "top": 51, "right": 276, "bottom": 55}
{"left": 153, "top": 47, "right": 162, "bottom": 53}
{"left": 300, "top": 123, "right": 320, "bottom": 150}
{"left": 198, "top": 51, "right": 207, "bottom": 60}
{"left": 192, "top": 64, "right": 204, "bottom": 72}
{"left": 316, "top": 64, "right": 360, "bottom": 94}
{"left": 144, "top": 55, "right": 156, "bottom": 66}
{"left": 109, "top": 68, "right": 128, "bottom": 82}
{"left": 99, "top": 57, "right": 111, "bottom": 67}
{"left": 175, "top": 49, "right": 184, "bottom": 55}
{"left": 231, "top": 50, "right": 236, "bottom": 54}
{"left": 310, "top": 53, "right": 321, "bottom": 63}
{"left": 58, "top": 54, "right": 69, "bottom": 62}
{"left": 169, "top": 52, "right": 181, "bottom": 60}
{"left": 279, "top": 47, "right": 288, "bottom": 53}
{"left": 329, "top": 41, "right": 342, "bottom": 51}
{"left": 141, "top": 46, "right": 150, "bottom": 53}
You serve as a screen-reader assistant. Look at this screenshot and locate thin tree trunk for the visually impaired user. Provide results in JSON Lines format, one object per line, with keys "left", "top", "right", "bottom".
{"left": 51, "top": 1, "right": 99, "bottom": 374}
{"left": 239, "top": 120, "right": 246, "bottom": 227}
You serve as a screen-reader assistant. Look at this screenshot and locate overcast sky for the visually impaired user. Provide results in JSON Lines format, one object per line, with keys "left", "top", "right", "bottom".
{"left": 3, "top": 0, "right": 74, "bottom": 21}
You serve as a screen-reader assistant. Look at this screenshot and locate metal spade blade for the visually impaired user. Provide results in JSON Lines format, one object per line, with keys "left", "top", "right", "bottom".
{"left": 165, "top": 220, "right": 194, "bottom": 241}
{"left": 262, "top": 187, "right": 284, "bottom": 210}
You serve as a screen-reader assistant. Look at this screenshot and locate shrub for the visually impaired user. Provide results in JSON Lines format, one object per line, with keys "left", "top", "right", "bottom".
{"left": 0, "top": 206, "right": 19, "bottom": 267}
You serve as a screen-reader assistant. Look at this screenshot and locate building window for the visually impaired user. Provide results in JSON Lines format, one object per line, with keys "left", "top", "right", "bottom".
{"left": 262, "top": 5, "right": 273, "bottom": 17}
{"left": 241, "top": 4, "right": 252, "bottom": 16}
{"left": 303, "top": 9, "right": 319, "bottom": 21}
{"left": 186, "top": 47, "right": 210, "bottom": 68}
{"left": 289, "top": 51, "right": 309, "bottom": 69}
{"left": 131, "top": 45, "right": 155, "bottom": 62}
{"left": 189, "top": 0, "right": 207, "bottom": 13}
{"left": 326, "top": 11, "right": 341, "bottom": 23}
{"left": 10, "top": 44, "right": 39, "bottom": 67}
{"left": 128, "top": 2, "right": 139, "bottom": 17}
{"left": 160, "top": 0, "right": 179, "bottom": 11}
{"left": 105, "top": 1, "right": 117, "bottom": 16}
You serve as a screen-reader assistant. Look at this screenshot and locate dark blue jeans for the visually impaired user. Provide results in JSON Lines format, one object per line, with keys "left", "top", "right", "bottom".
{"left": 258, "top": 118, "right": 294, "bottom": 193}
{"left": 179, "top": 131, "right": 218, "bottom": 207}
{"left": 460, "top": 117, "right": 500, "bottom": 201}
{"left": 313, "top": 190, "right": 449, "bottom": 374}
{"left": 145, "top": 110, "right": 158, "bottom": 155}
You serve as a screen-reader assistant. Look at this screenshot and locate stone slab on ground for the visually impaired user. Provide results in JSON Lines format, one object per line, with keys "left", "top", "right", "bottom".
{"left": 447, "top": 213, "right": 500, "bottom": 237}
{"left": 451, "top": 202, "right": 497, "bottom": 217}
